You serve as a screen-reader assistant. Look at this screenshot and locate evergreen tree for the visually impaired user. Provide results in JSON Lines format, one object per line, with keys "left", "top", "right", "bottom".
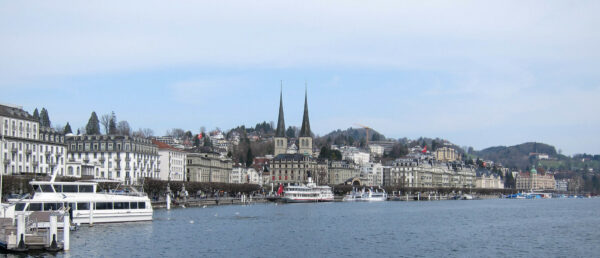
{"left": 85, "top": 112, "right": 101, "bottom": 135}
{"left": 286, "top": 126, "right": 295, "bottom": 138}
{"left": 203, "top": 133, "right": 212, "bottom": 147}
{"left": 505, "top": 172, "right": 515, "bottom": 189}
{"left": 108, "top": 111, "right": 117, "bottom": 134}
{"left": 40, "top": 108, "right": 51, "bottom": 127}
{"left": 64, "top": 122, "right": 73, "bottom": 134}
{"left": 32, "top": 108, "right": 40, "bottom": 122}
{"left": 193, "top": 134, "right": 201, "bottom": 147}
{"left": 246, "top": 147, "right": 254, "bottom": 167}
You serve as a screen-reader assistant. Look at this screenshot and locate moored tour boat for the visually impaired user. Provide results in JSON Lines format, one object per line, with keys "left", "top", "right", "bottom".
{"left": 343, "top": 187, "right": 388, "bottom": 202}
{"left": 1, "top": 179, "right": 152, "bottom": 225}
{"left": 281, "top": 177, "right": 334, "bottom": 203}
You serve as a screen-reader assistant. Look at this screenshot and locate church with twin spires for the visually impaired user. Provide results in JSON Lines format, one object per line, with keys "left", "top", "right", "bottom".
{"left": 270, "top": 87, "right": 318, "bottom": 184}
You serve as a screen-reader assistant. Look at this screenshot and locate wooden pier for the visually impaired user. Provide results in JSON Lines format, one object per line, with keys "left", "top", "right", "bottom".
{"left": 0, "top": 211, "right": 69, "bottom": 252}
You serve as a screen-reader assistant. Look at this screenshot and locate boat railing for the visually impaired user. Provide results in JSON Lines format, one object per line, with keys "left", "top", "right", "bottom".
{"left": 98, "top": 190, "right": 147, "bottom": 197}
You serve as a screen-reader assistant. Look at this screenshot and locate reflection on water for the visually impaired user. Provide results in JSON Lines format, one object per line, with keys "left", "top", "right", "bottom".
{"left": 3, "top": 199, "right": 600, "bottom": 257}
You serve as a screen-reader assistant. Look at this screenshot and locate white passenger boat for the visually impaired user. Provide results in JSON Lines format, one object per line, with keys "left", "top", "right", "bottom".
{"left": 1, "top": 180, "right": 152, "bottom": 225}
{"left": 343, "top": 187, "right": 388, "bottom": 202}
{"left": 282, "top": 177, "right": 334, "bottom": 203}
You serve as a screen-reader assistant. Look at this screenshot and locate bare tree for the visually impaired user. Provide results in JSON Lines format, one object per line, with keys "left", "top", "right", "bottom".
{"left": 53, "top": 124, "right": 64, "bottom": 133}
{"left": 167, "top": 128, "right": 186, "bottom": 138}
{"left": 100, "top": 114, "right": 111, "bottom": 134}
{"left": 132, "top": 128, "right": 154, "bottom": 138}
{"left": 142, "top": 128, "right": 154, "bottom": 137}
{"left": 117, "top": 121, "right": 131, "bottom": 136}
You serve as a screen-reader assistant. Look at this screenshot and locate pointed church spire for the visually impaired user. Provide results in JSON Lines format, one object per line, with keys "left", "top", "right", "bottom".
{"left": 275, "top": 81, "right": 286, "bottom": 137}
{"left": 299, "top": 83, "right": 312, "bottom": 137}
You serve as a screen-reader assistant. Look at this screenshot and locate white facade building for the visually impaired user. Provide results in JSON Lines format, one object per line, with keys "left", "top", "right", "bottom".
{"left": 340, "top": 146, "right": 370, "bottom": 165}
{"left": 153, "top": 140, "right": 186, "bottom": 181}
{"left": 1, "top": 104, "right": 66, "bottom": 177}
{"left": 361, "top": 162, "right": 384, "bottom": 186}
{"left": 369, "top": 145, "right": 385, "bottom": 157}
{"left": 247, "top": 167, "right": 262, "bottom": 185}
{"left": 230, "top": 167, "right": 248, "bottom": 184}
{"left": 66, "top": 135, "right": 159, "bottom": 185}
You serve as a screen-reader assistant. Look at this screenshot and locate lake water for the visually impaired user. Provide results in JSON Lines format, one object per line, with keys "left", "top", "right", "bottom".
{"left": 7, "top": 198, "right": 600, "bottom": 257}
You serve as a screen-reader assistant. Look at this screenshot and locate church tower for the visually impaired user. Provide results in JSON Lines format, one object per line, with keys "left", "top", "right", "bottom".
{"left": 298, "top": 87, "right": 313, "bottom": 156}
{"left": 274, "top": 85, "right": 288, "bottom": 156}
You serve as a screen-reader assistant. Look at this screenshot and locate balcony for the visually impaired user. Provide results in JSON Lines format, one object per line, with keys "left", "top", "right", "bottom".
{"left": 99, "top": 157, "right": 106, "bottom": 163}
{"left": 125, "top": 156, "right": 131, "bottom": 162}
{"left": 26, "top": 149, "right": 32, "bottom": 155}
{"left": 3, "top": 159, "right": 10, "bottom": 165}
{"left": 83, "top": 157, "right": 90, "bottom": 163}
{"left": 115, "top": 157, "right": 121, "bottom": 163}
{"left": 32, "top": 161, "right": 38, "bottom": 167}
{"left": 45, "top": 151, "right": 51, "bottom": 157}
{"left": 11, "top": 147, "right": 18, "bottom": 153}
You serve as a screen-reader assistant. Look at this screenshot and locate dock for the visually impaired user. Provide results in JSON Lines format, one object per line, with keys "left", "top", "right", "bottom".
{"left": 0, "top": 211, "right": 70, "bottom": 252}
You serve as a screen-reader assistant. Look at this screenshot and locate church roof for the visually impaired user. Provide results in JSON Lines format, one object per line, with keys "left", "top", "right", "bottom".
{"left": 275, "top": 87, "right": 286, "bottom": 137}
{"left": 273, "top": 153, "right": 313, "bottom": 161}
{"left": 298, "top": 87, "right": 312, "bottom": 137}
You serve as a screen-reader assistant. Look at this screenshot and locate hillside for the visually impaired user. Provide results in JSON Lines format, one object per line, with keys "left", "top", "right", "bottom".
{"left": 316, "top": 127, "right": 386, "bottom": 148}
{"left": 475, "top": 142, "right": 557, "bottom": 170}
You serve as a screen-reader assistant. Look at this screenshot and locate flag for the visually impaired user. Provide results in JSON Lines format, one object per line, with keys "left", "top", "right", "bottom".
{"left": 198, "top": 134, "right": 203, "bottom": 140}
{"left": 277, "top": 184, "right": 284, "bottom": 195}
{"left": 422, "top": 146, "right": 427, "bottom": 153}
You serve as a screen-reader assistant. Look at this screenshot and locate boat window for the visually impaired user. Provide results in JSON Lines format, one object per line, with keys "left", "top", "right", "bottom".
{"left": 79, "top": 185, "right": 93, "bottom": 193}
{"left": 95, "top": 202, "right": 113, "bottom": 210}
{"left": 130, "top": 202, "right": 138, "bottom": 209}
{"left": 138, "top": 202, "right": 146, "bottom": 209}
{"left": 68, "top": 203, "right": 76, "bottom": 211}
{"left": 44, "top": 203, "right": 58, "bottom": 211}
{"left": 41, "top": 185, "right": 54, "bottom": 193}
{"left": 15, "top": 203, "right": 26, "bottom": 211}
{"left": 33, "top": 185, "right": 42, "bottom": 192}
{"left": 63, "top": 185, "right": 78, "bottom": 193}
{"left": 77, "top": 202, "right": 89, "bottom": 210}
{"left": 114, "top": 202, "right": 129, "bottom": 209}
{"left": 28, "top": 203, "right": 42, "bottom": 211}
{"left": 53, "top": 184, "right": 63, "bottom": 193}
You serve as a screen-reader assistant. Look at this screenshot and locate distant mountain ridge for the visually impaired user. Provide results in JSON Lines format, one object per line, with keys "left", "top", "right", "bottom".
{"left": 475, "top": 142, "right": 557, "bottom": 170}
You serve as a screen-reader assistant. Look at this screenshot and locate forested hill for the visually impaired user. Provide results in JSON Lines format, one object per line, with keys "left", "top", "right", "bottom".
{"left": 316, "top": 127, "right": 385, "bottom": 147}
{"left": 475, "top": 142, "right": 557, "bottom": 169}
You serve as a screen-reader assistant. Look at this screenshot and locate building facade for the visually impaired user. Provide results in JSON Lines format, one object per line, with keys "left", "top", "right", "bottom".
{"left": 153, "top": 140, "right": 186, "bottom": 181}
{"left": 230, "top": 166, "right": 247, "bottom": 184}
{"left": 186, "top": 152, "right": 232, "bottom": 183}
{"left": 515, "top": 167, "right": 555, "bottom": 191}
{"left": 361, "top": 162, "right": 384, "bottom": 186}
{"left": 385, "top": 159, "right": 476, "bottom": 188}
{"left": 328, "top": 160, "right": 360, "bottom": 185}
{"left": 340, "top": 146, "right": 370, "bottom": 165}
{"left": 65, "top": 135, "right": 159, "bottom": 184}
{"left": 474, "top": 170, "right": 504, "bottom": 189}
{"left": 434, "top": 147, "right": 459, "bottom": 162}
{"left": 1, "top": 104, "right": 66, "bottom": 177}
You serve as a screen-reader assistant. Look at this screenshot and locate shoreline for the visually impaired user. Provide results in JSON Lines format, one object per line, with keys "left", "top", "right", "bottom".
{"left": 151, "top": 194, "right": 503, "bottom": 209}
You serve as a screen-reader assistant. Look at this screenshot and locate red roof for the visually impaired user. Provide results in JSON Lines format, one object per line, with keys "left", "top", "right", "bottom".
{"left": 152, "top": 139, "right": 184, "bottom": 152}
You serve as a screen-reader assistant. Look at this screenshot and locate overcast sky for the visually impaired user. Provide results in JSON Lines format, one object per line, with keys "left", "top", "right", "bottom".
{"left": 1, "top": 1, "right": 599, "bottom": 155}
